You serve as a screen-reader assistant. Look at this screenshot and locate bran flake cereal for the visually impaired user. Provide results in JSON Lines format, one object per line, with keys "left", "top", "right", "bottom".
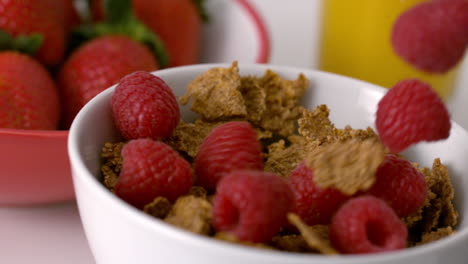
{"left": 100, "top": 141, "right": 125, "bottom": 189}
{"left": 253, "top": 70, "right": 308, "bottom": 136}
{"left": 271, "top": 234, "right": 312, "bottom": 253}
{"left": 239, "top": 76, "right": 267, "bottom": 123}
{"left": 164, "top": 195, "right": 212, "bottom": 235}
{"left": 304, "top": 139, "right": 386, "bottom": 195}
{"left": 180, "top": 61, "right": 247, "bottom": 120}
{"left": 144, "top": 196, "right": 172, "bottom": 219}
{"left": 287, "top": 213, "right": 338, "bottom": 255}
{"left": 100, "top": 63, "right": 459, "bottom": 255}
{"left": 214, "top": 232, "right": 274, "bottom": 250}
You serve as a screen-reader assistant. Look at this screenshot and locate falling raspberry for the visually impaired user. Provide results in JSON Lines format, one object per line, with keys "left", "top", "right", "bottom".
{"left": 115, "top": 139, "right": 193, "bottom": 208}
{"left": 392, "top": 0, "right": 468, "bottom": 73}
{"left": 330, "top": 195, "right": 408, "bottom": 254}
{"left": 112, "top": 71, "right": 180, "bottom": 140}
{"left": 366, "top": 154, "right": 427, "bottom": 217}
{"left": 376, "top": 79, "right": 451, "bottom": 153}
{"left": 195, "top": 121, "right": 263, "bottom": 192}
{"left": 212, "top": 170, "right": 294, "bottom": 243}
{"left": 289, "top": 162, "right": 349, "bottom": 225}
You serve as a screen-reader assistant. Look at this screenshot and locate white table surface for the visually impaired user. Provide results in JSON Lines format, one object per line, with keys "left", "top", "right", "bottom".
{"left": 1, "top": 1, "right": 467, "bottom": 263}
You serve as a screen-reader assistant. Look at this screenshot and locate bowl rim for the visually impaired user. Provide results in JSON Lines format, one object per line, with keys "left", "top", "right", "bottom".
{"left": 0, "top": 0, "right": 270, "bottom": 139}
{"left": 0, "top": 128, "right": 68, "bottom": 138}
{"left": 69, "top": 63, "right": 468, "bottom": 263}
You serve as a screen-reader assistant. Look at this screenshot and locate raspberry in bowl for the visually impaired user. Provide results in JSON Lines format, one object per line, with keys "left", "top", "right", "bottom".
{"left": 68, "top": 63, "right": 468, "bottom": 264}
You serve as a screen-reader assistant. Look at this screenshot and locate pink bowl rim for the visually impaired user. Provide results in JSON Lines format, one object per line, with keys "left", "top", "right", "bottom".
{"left": 0, "top": 0, "right": 270, "bottom": 138}
{"left": 0, "top": 128, "right": 68, "bottom": 138}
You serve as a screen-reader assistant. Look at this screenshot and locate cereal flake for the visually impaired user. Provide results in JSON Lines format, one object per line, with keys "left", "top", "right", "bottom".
{"left": 298, "top": 105, "right": 336, "bottom": 144}
{"left": 419, "top": 226, "right": 455, "bottom": 245}
{"left": 239, "top": 76, "right": 267, "bottom": 123}
{"left": 100, "top": 142, "right": 125, "bottom": 189}
{"left": 305, "top": 139, "right": 386, "bottom": 195}
{"left": 179, "top": 61, "right": 247, "bottom": 120}
{"left": 287, "top": 213, "right": 337, "bottom": 255}
{"left": 164, "top": 195, "right": 212, "bottom": 235}
{"left": 264, "top": 137, "right": 319, "bottom": 177}
{"left": 143, "top": 196, "right": 172, "bottom": 219}
{"left": 255, "top": 70, "right": 308, "bottom": 136}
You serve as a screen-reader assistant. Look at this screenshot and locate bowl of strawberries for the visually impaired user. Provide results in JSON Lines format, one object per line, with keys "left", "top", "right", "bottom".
{"left": 68, "top": 62, "right": 468, "bottom": 263}
{"left": 0, "top": 0, "right": 269, "bottom": 205}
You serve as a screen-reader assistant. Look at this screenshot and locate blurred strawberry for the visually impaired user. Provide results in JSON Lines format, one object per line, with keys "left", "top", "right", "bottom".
{"left": 61, "top": 0, "right": 82, "bottom": 30}
{"left": 58, "top": 35, "right": 158, "bottom": 128}
{"left": 0, "top": 52, "right": 60, "bottom": 130}
{"left": 91, "top": 0, "right": 203, "bottom": 67}
{"left": 0, "top": 0, "right": 67, "bottom": 66}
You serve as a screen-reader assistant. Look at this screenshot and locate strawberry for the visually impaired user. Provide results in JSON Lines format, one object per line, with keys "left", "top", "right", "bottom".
{"left": 0, "top": 0, "right": 67, "bottom": 66}
{"left": 43, "top": 0, "right": 81, "bottom": 31}
{"left": 91, "top": 0, "right": 202, "bottom": 67}
{"left": 0, "top": 52, "right": 60, "bottom": 130}
{"left": 58, "top": 35, "right": 158, "bottom": 128}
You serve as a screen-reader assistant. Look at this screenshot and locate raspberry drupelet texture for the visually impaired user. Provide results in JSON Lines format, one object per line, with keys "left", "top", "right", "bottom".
{"left": 289, "top": 162, "right": 349, "bottom": 226}
{"left": 115, "top": 139, "right": 193, "bottom": 208}
{"left": 366, "top": 154, "right": 427, "bottom": 217}
{"left": 195, "top": 121, "right": 263, "bottom": 192}
{"left": 330, "top": 195, "right": 408, "bottom": 254}
{"left": 391, "top": 0, "right": 468, "bottom": 73}
{"left": 111, "top": 71, "right": 180, "bottom": 140}
{"left": 376, "top": 79, "right": 451, "bottom": 153}
{"left": 212, "top": 170, "right": 295, "bottom": 243}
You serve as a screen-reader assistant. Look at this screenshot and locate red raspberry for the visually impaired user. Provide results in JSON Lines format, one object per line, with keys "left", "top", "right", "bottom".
{"left": 195, "top": 121, "right": 263, "bottom": 192}
{"left": 212, "top": 170, "right": 294, "bottom": 243}
{"left": 115, "top": 139, "right": 193, "bottom": 208}
{"left": 366, "top": 154, "right": 426, "bottom": 217}
{"left": 391, "top": 0, "right": 468, "bottom": 73}
{"left": 376, "top": 79, "right": 451, "bottom": 153}
{"left": 330, "top": 195, "right": 408, "bottom": 254}
{"left": 289, "top": 162, "right": 349, "bottom": 225}
{"left": 112, "top": 71, "right": 180, "bottom": 140}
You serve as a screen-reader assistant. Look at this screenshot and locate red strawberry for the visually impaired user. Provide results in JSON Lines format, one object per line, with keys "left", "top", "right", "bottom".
{"left": 43, "top": 0, "right": 81, "bottom": 31}
{"left": 376, "top": 79, "right": 451, "bottom": 153}
{"left": 58, "top": 35, "right": 158, "bottom": 128}
{"left": 392, "top": 0, "right": 468, "bottom": 73}
{"left": 0, "top": 52, "right": 60, "bottom": 130}
{"left": 64, "top": 0, "right": 81, "bottom": 29}
{"left": 0, "top": 0, "right": 67, "bottom": 66}
{"left": 91, "top": 0, "right": 202, "bottom": 67}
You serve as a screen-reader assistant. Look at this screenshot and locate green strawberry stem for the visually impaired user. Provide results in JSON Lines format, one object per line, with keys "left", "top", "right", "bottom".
{"left": 0, "top": 30, "right": 43, "bottom": 56}
{"left": 192, "top": 0, "right": 210, "bottom": 23}
{"left": 104, "top": 0, "right": 133, "bottom": 24}
{"left": 73, "top": 0, "right": 169, "bottom": 67}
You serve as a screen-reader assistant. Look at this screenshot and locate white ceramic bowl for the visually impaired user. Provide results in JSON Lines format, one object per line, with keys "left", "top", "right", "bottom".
{"left": 68, "top": 64, "right": 468, "bottom": 264}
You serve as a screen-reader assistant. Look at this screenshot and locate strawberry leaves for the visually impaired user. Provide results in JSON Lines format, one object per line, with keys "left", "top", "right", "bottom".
{"left": 73, "top": 0, "right": 169, "bottom": 67}
{"left": 0, "top": 30, "right": 43, "bottom": 56}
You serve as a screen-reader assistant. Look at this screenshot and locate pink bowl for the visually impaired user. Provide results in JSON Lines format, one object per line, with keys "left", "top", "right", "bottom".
{"left": 0, "top": 0, "right": 270, "bottom": 206}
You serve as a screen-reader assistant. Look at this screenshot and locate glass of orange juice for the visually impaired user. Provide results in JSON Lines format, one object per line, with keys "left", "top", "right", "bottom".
{"left": 319, "top": 0, "right": 459, "bottom": 99}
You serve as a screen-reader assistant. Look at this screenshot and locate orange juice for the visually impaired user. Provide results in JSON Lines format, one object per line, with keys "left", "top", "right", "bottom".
{"left": 319, "top": 0, "right": 459, "bottom": 99}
